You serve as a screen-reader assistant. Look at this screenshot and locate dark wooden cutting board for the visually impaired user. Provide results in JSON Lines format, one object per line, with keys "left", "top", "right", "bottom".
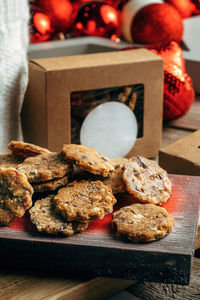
{"left": 0, "top": 174, "right": 199, "bottom": 285}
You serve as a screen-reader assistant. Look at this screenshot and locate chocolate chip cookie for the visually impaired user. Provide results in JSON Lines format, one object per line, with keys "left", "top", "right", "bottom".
{"left": 18, "top": 152, "right": 72, "bottom": 183}
{"left": 62, "top": 144, "right": 114, "bottom": 177}
{"left": 32, "top": 175, "right": 69, "bottom": 194}
{"left": 29, "top": 196, "right": 89, "bottom": 236}
{"left": 0, "top": 168, "right": 33, "bottom": 225}
{"left": 112, "top": 203, "right": 174, "bottom": 242}
{"left": 54, "top": 180, "right": 117, "bottom": 222}
{"left": 123, "top": 156, "right": 172, "bottom": 205}
{"left": 8, "top": 141, "right": 50, "bottom": 158}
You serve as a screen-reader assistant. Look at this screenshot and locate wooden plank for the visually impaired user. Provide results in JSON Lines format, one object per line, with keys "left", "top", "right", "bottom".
{"left": 128, "top": 257, "right": 200, "bottom": 300}
{"left": 0, "top": 175, "right": 199, "bottom": 285}
{"left": 1, "top": 218, "right": 199, "bottom": 300}
{"left": 0, "top": 274, "right": 134, "bottom": 300}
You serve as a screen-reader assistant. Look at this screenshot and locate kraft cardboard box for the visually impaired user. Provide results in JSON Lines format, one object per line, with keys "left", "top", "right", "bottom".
{"left": 159, "top": 130, "right": 200, "bottom": 175}
{"left": 21, "top": 49, "right": 163, "bottom": 157}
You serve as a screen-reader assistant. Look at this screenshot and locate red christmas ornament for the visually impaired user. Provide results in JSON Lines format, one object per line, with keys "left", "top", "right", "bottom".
{"left": 150, "top": 42, "right": 194, "bottom": 121}
{"left": 74, "top": 1, "right": 120, "bottom": 40}
{"left": 37, "top": 0, "right": 75, "bottom": 33}
{"left": 74, "top": 0, "right": 122, "bottom": 7}
{"left": 30, "top": 7, "right": 54, "bottom": 43}
{"left": 165, "top": 0, "right": 195, "bottom": 18}
{"left": 122, "top": 0, "right": 183, "bottom": 44}
{"left": 123, "top": 41, "right": 194, "bottom": 121}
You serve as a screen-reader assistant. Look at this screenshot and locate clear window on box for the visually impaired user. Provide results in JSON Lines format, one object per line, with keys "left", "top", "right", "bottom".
{"left": 71, "top": 84, "right": 144, "bottom": 147}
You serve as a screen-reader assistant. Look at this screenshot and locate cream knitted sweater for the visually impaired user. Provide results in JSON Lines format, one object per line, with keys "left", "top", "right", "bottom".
{"left": 0, "top": 0, "right": 29, "bottom": 153}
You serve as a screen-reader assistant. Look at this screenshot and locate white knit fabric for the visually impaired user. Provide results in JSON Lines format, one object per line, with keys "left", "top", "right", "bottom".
{"left": 0, "top": 0, "right": 29, "bottom": 153}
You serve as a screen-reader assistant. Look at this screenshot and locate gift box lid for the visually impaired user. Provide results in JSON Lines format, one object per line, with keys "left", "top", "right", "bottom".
{"left": 29, "top": 48, "right": 163, "bottom": 72}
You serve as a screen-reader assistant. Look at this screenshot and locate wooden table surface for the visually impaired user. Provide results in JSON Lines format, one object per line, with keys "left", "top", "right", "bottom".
{"left": 0, "top": 96, "right": 200, "bottom": 300}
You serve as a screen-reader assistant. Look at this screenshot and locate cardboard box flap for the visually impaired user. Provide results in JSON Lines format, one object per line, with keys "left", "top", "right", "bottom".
{"left": 160, "top": 130, "right": 200, "bottom": 165}
{"left": 29, "top": 49, "right": 163, "bottom": 72}
{"left": 29, "top": 60, "right": 47, "bottom": 72}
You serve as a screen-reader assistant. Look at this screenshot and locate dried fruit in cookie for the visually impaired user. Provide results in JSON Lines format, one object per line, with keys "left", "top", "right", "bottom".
{"left": 8, "top": 141, "right": 50, "bottom": 158}
{"left": 62, "top": 144, "right": 114, "bottom": 177}
{"left": 54, "top": 180, "right": 116, "bottom": 222}
{"left": 112, "top": 203, "right": 174, "bottom": 242}
{"left": 29, "top": 196, "right": 89, "bottom": 236}
{"left": 123, "top": 156, "right": 172, "bottom": 205}
{"left": 18, "top": 152, "right": 72, "bottom": 183}
{"left": 0, "top": 168, "right": 33, "bottom": 225}
{"left": 32, "top": 175, "right": 69, "bottom": 194}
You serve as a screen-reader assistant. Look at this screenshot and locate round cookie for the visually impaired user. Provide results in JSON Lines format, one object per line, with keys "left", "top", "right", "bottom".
{"left": 0, "top": 154, "right": 24, "bottom": 168}
{"left": 32, "top": 175, "right": 69, "bottom": 194}
{"left": 18, "top": 152, "right": 72, "bottom": 183}
{"left": 0, "top": 168, "right": 33, "bottom": 225}
{"left": 112, "top": 203, "right": 174, "bottom": 242}
{"left": 29, "top": 196, "right": 89, "bottom": 236}
{"left": 62, "top": 144, "right": 114, "bottom": 177}
{"left": 54, "top": 180, "right": 117, "bottom": 222}
{"left": 8, "top": 141, "right": 50, "bottom": 158}
{"left": 123, "top": 156, "right": 172, "bottom": 205}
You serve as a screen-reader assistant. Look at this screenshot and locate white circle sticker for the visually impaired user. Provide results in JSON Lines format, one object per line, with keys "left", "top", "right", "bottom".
{"left": 80, "top": 101, "right": 138, "bottom": 158}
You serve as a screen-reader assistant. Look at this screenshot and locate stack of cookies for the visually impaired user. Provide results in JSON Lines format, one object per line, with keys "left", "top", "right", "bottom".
{"left": 113, "top": 156, "right": 174, "bottom": 242}
{"left": 0, "top": 141, "right": 51, "bottom": 226}
{"left": 0, "top": 141, "right": 174, "bottom": 243}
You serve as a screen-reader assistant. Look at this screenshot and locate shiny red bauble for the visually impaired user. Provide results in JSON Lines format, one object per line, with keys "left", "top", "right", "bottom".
{"left": 74, "top": 1, "right": 120, "bottom": 40}
{"left": 132, "top": 3, "right": 183, "bottom": 44}
{"left": 123, "top": 41, "right": 194, "bottom": 121}
{"left": 30, "top": 6, "right": 54, "bottom": 43}
{"left": 150, "top": 42, "right": 194, "bottom": 121}
{"left": 37, "top": 0, "right": 75, "bottom": 33}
